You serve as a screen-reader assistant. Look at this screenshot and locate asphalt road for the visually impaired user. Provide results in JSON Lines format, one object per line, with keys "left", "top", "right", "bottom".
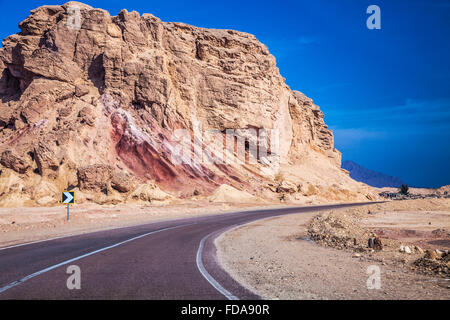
{"left": 0, "top": 202, "right": 375, "bottom": 300}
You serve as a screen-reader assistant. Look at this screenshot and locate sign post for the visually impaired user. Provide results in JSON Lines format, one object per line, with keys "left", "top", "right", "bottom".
{"left": 62, "top": 191, "right": 75, "bottom": 221}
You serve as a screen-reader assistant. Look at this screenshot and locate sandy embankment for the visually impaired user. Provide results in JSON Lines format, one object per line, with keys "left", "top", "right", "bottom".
{"left": 216, "top": 199, "right": 450, "bottom": 299}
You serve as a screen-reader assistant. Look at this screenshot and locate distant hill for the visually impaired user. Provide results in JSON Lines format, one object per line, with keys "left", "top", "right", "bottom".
{"left": 342, "top": 160, "right": 406, "bottom": 188}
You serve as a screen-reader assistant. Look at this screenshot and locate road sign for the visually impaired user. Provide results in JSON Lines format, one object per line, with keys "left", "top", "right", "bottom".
{"left": 62, "top": 191, "right": 75, "bottom": 204}
{"left": 62, "top": 191, "right": 75, "bottom": 221}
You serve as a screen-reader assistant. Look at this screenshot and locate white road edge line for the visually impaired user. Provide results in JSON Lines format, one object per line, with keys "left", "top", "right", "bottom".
{"left": 195, "top": 215, "right": 305, "bottom": 301}
{"left": 0, "top": 223, "right": 194, "bottom": 294}
{"left": 0, "top": 221, "right": 189, "bottom": 251}
{"left": 0, "top": 234, "right": 83, "bottom": 251}
{"left": 196, "top": 232, "right": 238, "bottom": 300}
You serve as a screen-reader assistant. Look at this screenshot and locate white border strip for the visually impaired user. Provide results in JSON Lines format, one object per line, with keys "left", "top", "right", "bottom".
{"left": 0, "top": 223, "right": 193, "bottom": 294}
{"left": 196, "top": 232, "right": 238, "bottom": 300}
{"left": 0, "top": 234, "right": 80, "bottom": 251}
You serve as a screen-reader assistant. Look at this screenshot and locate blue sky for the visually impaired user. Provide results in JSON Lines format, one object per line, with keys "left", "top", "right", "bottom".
{"left": 0, "top": 0, "right": 449, "bottom": 187}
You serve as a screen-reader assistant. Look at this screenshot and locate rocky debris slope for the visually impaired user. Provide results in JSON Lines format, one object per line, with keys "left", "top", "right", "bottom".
{"left": 0, "top": 2, "right": 376, "bottom": 206}
{"left": 413, "top": 250, "right": 449, "bottom": 277}
{"left": 307, "top": 200, "right": 450, "bottom": 278}
{"left": 308, "top": 213, "right": 374, "bottom": 251}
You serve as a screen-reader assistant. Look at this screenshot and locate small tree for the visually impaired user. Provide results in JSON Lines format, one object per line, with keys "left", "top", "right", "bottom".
{"left": 399, "top": 184, "right": 409, "bottom": 195}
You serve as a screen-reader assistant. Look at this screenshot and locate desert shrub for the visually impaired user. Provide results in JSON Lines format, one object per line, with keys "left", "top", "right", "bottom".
{"left": 399, "top": 184, "right": 409, "bottom": 195}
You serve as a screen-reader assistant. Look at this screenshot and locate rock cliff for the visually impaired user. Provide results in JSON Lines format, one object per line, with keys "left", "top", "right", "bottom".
{"left": 0, "top": 2, "right": 375, "bottom": 206}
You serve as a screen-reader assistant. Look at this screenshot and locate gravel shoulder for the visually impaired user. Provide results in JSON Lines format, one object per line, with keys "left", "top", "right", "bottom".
{"left": 216, "top": 200, "right": 450, "bottom": 299}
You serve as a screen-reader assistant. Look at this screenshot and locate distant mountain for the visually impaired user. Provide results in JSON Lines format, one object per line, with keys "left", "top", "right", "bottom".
{"left": 342, "top": 160, "right": 406, "bottom": 188}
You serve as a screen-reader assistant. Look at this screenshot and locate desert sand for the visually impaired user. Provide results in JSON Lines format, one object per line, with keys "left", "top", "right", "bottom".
{"left": 216, "top": 199, "right": 450, "bottom": 299}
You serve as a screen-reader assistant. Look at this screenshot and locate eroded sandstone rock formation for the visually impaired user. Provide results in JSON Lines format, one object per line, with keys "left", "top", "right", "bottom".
{"left": 0, "top": 2, "right": 376, "bottom": 206}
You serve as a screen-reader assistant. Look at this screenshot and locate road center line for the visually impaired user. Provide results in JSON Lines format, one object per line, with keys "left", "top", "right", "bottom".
{"left": 0, "top": 223, "right": 195, "bottom": 294}
{"left": 196, "top": 232, "right": 238, "bottom": 300}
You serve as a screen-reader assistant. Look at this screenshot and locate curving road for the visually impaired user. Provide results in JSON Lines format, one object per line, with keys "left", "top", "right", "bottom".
{"left": 0, "top": 203, "right": 376, "bottom": 300}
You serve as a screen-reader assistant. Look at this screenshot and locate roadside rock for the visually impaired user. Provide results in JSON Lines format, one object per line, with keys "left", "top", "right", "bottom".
{"left": 425, "top": 249, "right": 440, "bottom": 260}
{"left": 129, "top": 183, "right": 172, "bottom": 202}
{"left": 435, "top": 249, "right": 445, "bottom": 258}
{"left": 414, "top": 246, "right": 424, "bottom": 254}
{"left": 34, "top": 140, "right": 64, "bottom": 176}
{"left": 413, "top": 251, "right": 449, "bottom": 277}
{"left": 77, "top": 164, "right": 136, "bottom": 193}
{"left": 373, "top": 237, "right": 383, "bottom": 251}
{"left": 368, "top": 237, "right": 383, "bottom": 251}
{"left": 399, "top": 245, "right": 412, "bottom": 254}
{"left": 302, "top": 183, "right": 318, "bottom": 196}
{"left": 78, "top": 106, "right": 95, "bottom": 126}
{"left": 110, "top": 171, "right": 137, "bottom": 193}
{"left": 77, "top": 164, "right": 113, "bottom": 192}
{"left": 276, "top": 180, "right": 297, "bottom": 194}
{"left": 308, "top": 212, "right": 370, "bottom": 251}
{"left": 0, "top": 150, "right": 31, "bottom": 174}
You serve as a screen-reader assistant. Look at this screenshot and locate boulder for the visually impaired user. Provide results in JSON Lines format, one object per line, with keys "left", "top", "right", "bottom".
{"left": 373, "top": 237, "right": 383, "bottom": 251}
{"left": 0, "top": 150, "right": 31, "bottom": 174}
{"left": 276, "top": 180, "right": 297, "bottom": 194}
{"left": 77, "top": 164, "right": 113, "bottom": 192}
{"left": 425, "top": 250, "right": 440, "bottom": 260}
{"left": 77, "top": 164, "right": 136, "bottom": 193}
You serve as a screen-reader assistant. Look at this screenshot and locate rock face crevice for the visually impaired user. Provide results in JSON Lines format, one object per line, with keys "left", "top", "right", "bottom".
{"left": 0, "top": 2, "right": 365, "bottom": 207}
